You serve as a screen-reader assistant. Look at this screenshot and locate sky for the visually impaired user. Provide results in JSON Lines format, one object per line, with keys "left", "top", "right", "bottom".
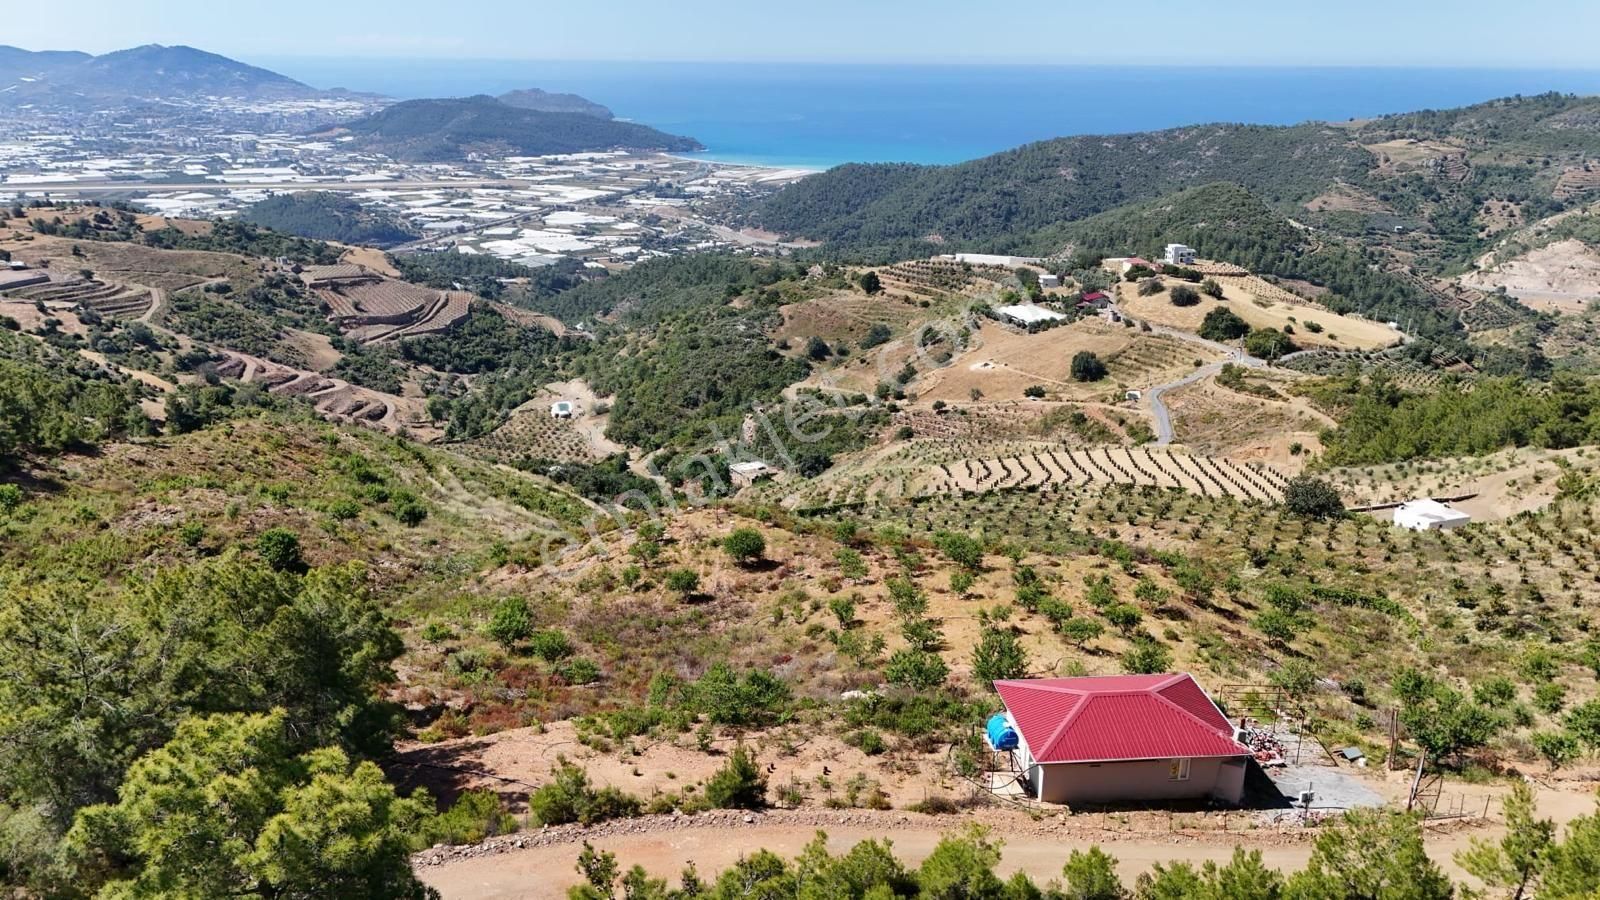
{"left": 7, "top": 0, "right": 1600, "bottom": 68}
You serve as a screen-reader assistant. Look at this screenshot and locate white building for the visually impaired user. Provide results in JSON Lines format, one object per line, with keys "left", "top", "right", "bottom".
{"left": 1038, "top": 272, "right": 1061, "bottom": 289}
{"left": 730, "top": 460, "right": 778, "bottom": 488}
{"left": 1164, "top": 243, "right": 1197, "bottom": 266}
{"left": 994, "top": 304, "right": 1067, "bottom": 327}
{"left": 550, "top": 401, "right": 574, "bottom": 419}
{"left": 947, "top": 253, "right": 1043, "bottom": 268}
{"left": 1393, "top": 498, "right": 1471, "bottom": 531}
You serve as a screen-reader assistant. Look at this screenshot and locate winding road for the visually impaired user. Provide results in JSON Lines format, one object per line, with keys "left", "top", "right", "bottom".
{"left": 1110, "top": 304, "right": 1268, "bottom": 445}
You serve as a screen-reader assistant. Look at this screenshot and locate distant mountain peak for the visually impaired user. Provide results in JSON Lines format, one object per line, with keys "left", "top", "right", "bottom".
{"left": 497, "top": 87, "right": 613, "bottom": 120}
{"left": 0, "top": 42, "right": 327, "bottom": 107}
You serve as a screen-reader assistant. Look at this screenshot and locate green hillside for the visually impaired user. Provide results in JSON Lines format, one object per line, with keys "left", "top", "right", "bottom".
{"left": 751, "top": 123, "right": 1371, "bottom": 255}
{"left": 242, "top": 192, "right": 418, "bottom": 247}
{"left": 336, "top": 95, "right": 702, "bottom": 162}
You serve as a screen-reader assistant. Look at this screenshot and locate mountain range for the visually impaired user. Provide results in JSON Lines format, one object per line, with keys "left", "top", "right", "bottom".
{"left": 0, "top": 43, "right": 334, "bottom": 106}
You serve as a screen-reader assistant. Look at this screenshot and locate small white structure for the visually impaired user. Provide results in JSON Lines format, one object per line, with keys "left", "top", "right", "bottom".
{"left": 1393, "top": 498, "right": 1471, "bottom": 531}
{"left": 729, "top": 460, "right": 778, "bottom": 488}
{"left": 1125, "top": 390, "right": 1143, "bottom": 401}
{"left": 946, "top": 253, "right": 1043, "bottom": 268}
{"left": 550, "top": 401, "right": 574, "bottom": 419}
{"left": 1164, "top": 243, "right": 1197, "bottom": 266}
{"left": 994, "top": 303, "right": 1067, "bottom": 327}
{"left": 1038, "top": 272, "right": 1061, "bottom": 289}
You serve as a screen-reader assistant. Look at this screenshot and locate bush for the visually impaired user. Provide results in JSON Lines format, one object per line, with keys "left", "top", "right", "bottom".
{"left": 421, "top": 790, "right": 518, "bottom": 846}
{"left": 0, "top": 483, "right": 22, "bottom": 514}
{"left": 705, "top": 744, "right": 767, "bottom": 809}
{"left": 1200, "top": 278, "right": 1224, "bottom": 298}
{"left": 858, "top": 271, "right": 882, "bottom": 295}
{"left": 1121, "top": 639, "right": 1172, "bottom": 674}
{"left": 971, "top": 627, "right": 1028, "bottom": 686}
{"left": 1198, "top": 307, "right": 1249, "bottom": 341}
{"left": 885, "top": 649, "right": 950, "bottom": 690}
{"left": 1137, "top": 277, "right": 1164, "bottom": 296}
{"left": 255, "top": 528, "right": 303, "bottom": 572}
{"left": 1070, "top": 351, "right": 1108, "bottom": 382}
{"left": 529, "top": 759, "right": 642, "bottom": 825}
{"left": 529, "top": 628, "right": 575, "bottom": 662}
{"left": 557, "top": 657, "right": 602, "bottom": 685}
{"left": 485, "top": 597, "right": 533, "bottom": 648}
{"left": 664, "top": 568, "right": 700, "bottom": 595}
{"left": 1244, "top": 327, "right": 1297, "bottom": 360}
{"left": 1283, "top": 475, "right": 1345, "bottom": 520}
{"left": 723, "top": 527, "right": 767, "bottom": 564}
{"left": 1022, "top": 384, "right": 1046, "bottom": 399}
{"left": 1169, "top": 285, "right": 1201, "bottom": 306}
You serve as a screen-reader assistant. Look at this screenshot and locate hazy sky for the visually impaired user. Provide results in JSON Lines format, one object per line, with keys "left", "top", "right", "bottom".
{"left": 9, "top": 0, "right": 1600, "bottom": 67}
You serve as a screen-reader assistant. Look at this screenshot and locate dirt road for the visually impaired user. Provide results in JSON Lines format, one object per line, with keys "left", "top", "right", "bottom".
{"left": 417, "top": 814, "right": 1494, "bottom": 899}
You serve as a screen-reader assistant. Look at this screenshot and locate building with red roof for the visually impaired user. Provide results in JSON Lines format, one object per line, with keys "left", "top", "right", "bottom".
{"left": 992, "top": 673, "right": 1249, "bottom": 806}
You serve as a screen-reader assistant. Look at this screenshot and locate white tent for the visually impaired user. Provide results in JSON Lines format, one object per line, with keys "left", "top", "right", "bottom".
{"left": 1394, "top": 499, "right": 1471, "bottom": 531}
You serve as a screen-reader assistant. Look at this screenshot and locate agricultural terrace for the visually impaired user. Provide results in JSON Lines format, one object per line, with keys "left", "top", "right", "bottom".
{"left": 461, "top": 407, "right": 603, "bottom": 465}
{"left": 914, "top": 318, "right": 1224, "bottom": 404}
{"left": 775, "top": 286, "right": 962, "bottom": 352}
{"left": 774, "top": 441, "right": 1286, "bottom": 512}
{"left": 1323, "top": 445, "right": 1600, "bottom": 522}
{"left": 1162, "top": 371, "right": 1331, "bottom": 466}
{"left": 1279, "top": 347, "right": 1472, "bottom": 391}
{"left": 1115, "top": 273, "right": 1401, "bottom": 351}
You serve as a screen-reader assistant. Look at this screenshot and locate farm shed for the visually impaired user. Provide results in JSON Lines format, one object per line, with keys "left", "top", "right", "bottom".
{"left": 994, "top": 303, "right": 1067, "bottom": 327}
{"left": 1393, "top": 498, "right": 1471, "bottom": 531}
{"left": 729, "top": 460, "right": 778, "bottom": 488}
{"left": 992, "top": 673, "right": 1249, "bottom": 806}
{"left": 550, "top": 401, "right": 574, "bottom": 419}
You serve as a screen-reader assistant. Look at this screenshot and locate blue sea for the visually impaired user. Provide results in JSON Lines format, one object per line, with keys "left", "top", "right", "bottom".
{"left": 256, "top": 59, "right": 1600, "bottom": 169}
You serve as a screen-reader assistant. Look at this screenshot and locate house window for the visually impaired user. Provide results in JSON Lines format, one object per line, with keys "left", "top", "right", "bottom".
{"left": 1168, "top": 758, "right": 1191, "bottom": 781}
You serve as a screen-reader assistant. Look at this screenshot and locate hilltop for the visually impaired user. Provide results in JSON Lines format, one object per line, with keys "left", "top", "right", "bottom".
{"left": 0, "top": 43, "right": 331, "bottom": 106}
{"left": 328, "top": 95, "right": 702, "bottom": 162}
{"left": 497, "top": 87, "right": 613, "bottom": 119}
{"left": 750, "top": 92, "right": 1600, "bottom": 272}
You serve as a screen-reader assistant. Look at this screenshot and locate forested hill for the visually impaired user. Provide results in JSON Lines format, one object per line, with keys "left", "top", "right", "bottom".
{"left": 331, "top": 95, "right": 702, "bottom": 162}
{"left": 497, "top": 88, "right": 613, "bottom": 119}
{"left": 242, "top": 192, "right": 418, "bottom": 247}
{"left": 1049, "top": 183, "right": 1457, "bottom": 342}
{"left": 749, "top": 93, "right": 1600, "bottom": 263}
{"left": 750, "top": 123, "right": 1370, "bottom": 256}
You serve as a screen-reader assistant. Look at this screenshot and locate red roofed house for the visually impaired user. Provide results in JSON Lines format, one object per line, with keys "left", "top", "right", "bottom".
{"left": 992, "top": 673, "right": 1249, "bottom": 806}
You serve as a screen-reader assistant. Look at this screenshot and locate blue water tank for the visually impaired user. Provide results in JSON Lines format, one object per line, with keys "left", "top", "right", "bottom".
{"left": 986, "top": 713, "right": 1018, "bottom": 751}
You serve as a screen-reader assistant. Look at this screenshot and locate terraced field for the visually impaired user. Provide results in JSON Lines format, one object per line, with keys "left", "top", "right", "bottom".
{"left": 212, "top": 351, "right": 438, "bottom": 438}
{"left": 459, "top": 408, "right": 600, "bottom": 465}
{"left": 307, "top": 267, "right": 472, "bottom": 345}
{"left": 1280, "top": 348, "right": 1470, "bottom": 391}
{"left": 778, "top": 440, "right": 1288, "bottom": 513}
{"left": 2, "top": 277, "right": 153, "bottom": 318}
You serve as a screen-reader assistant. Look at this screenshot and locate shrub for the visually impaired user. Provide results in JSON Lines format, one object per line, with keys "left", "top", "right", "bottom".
{"left": 723, "top": 527, "right": 766, "bottom": 565}
{"left": 885, "top": 649, "right": 949, "bottom": 690}
{"left": 1200, "top": 278, "right": 1224, "bottom": 298}
{"left": 971, "top": 627, "right": 1028, "bottom": 686}
{"left": 1283, "top": 475, "right": 1345, "bottom": 520}
{"left": 558, "top": 657, "right": 602, "bottom": 685}
{"left": 529, "top": 628, "right": 575, "bottom": 662}
{"left": 1244, "top": 327, "right": 1297, "bottom": 360}
{"left": 858, "top": 271, "right": 882, "bottom": 295}
{"left": 529, "top": 759, "right": 641, "bottom": 825}
{"left": 421, "top": 790, "right": 518, "bottom": 846}
{"left": 664, "top": 568, "right": 700, "bottom": 596}
{"left": 1121, "top": 639, "right": 1172, "bottom": 674}
{"left": 1169, "top": 285, "right": 1201, "bottom": 307}
{"left": 705, "top": 744, "right": 767, "bottom": 809}
{"left": 392, "top": 496, "right": 428, "bottom": 527}
{"left": 486, "top": 596, "right": 533, "bottom": 648}
{"left": 1070, "top": 351, "right": 1108, "bottom": 382}
{"left": 0, "top": 483, "right": 22, "bottom": 514}
{"left": 1198, "top": 307, "right": 1249, "bottom": 341}
{"left": 1137, "top": 277, "right": 1163, "bottom": 296}
{"left": 1022, "top": 385, "right": 1046, "bottom": 399}
{"left": 255, "top": 528, "right": 303, "bottom": 572}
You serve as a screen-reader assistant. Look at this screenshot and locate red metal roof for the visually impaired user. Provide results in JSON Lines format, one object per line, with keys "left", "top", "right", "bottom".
{"left": 994, "top": 673, "right": 1246, "bottom": 764}
{"left": 1081, "top": 291, "right": 1108, "bottom": 302}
